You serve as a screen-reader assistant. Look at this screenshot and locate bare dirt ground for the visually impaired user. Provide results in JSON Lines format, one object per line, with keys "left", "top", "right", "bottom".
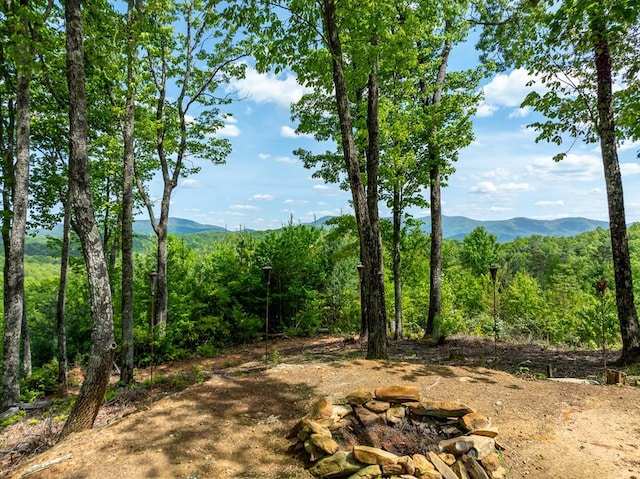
{"left": 2, "top": 335, "right": 640, "bottom": 479}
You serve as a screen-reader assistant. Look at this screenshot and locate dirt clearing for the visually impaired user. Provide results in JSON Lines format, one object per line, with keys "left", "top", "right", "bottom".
{"left": 2, "top": 336, "right": 639, "bottom": 479}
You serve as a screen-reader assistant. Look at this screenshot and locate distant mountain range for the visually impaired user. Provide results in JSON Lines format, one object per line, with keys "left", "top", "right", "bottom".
{"left": 128, "top": 215, "right": 609, "bottom": 242}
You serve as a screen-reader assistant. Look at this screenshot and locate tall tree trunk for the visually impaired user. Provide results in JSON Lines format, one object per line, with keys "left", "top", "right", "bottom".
{"left": 392, "top": 185, "right": 402, "bottom": 340}
{"left": 61, "top": 0, "right": 115, "bottom": 438}
{"left": 322, "top": 0, "right": 387, "bottom": 359}
{"left": 21, "top": 308, "right": 31, "bottom": 378}
{"left": 1, "top": 55, "right": 31, "bottom": 411}
{"left": 56, "top": 199, "right": 71, "bottom": 396}
{"left": 592, "top": 17, "right": 640, "bottom": 363}
{"left": 119, "top": 0, "right": 141, "bottom": 385}
{"left": 426, "top": 163, "right": 442, "bottom": 337}
{"left": 424, "top": 38, "right": 451, "bottom": 339}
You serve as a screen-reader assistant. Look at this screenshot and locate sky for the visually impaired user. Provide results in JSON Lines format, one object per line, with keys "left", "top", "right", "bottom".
{"left": 145, "top": 46, "right": 640, "bottom": 232}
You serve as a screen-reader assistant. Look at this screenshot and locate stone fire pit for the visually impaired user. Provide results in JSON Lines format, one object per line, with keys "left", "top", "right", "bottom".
{"left": 287, "top": 385, "right": 506, "bottom": 478}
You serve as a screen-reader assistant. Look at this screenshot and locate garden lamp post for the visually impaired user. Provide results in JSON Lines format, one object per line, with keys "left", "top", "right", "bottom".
{"left": 597, "top": 277, "right": 608, "bottom": 372}
{"left": 490, "top": 265, "right": 498, "bottom": 361}
{"left": 357, "top": 262, "right": 365, "bottom": 345}
{"left": 149, "top": 270, "right": 159, "bottom": 385}
{"left": 263, "top": 265, "right": 272, "bottom": 368}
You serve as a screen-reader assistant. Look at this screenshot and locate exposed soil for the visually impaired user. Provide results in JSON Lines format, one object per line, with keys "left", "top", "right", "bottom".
{"left": 2, "top": 335, "right": 640, "bottom": 479}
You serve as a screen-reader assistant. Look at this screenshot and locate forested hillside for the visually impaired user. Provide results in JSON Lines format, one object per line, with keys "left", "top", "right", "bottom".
{"left": 3, "top": 219, "right": 638, "bottom": 404}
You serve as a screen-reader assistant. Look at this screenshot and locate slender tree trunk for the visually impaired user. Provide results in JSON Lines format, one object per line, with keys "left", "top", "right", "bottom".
{"left": 56, "top": 199, "right": 71, "bottom": 396}
{"left": 392, "top": 185, "right": 402, "bottom": 340}
{"left": 21, "top": 308, "right": 31, "bottom": 378}
{"left": 322, "top": 0, "right": 387, "bottom": 359}
{"left": 1, "top": 64, "right": 31, "bottom": 411}
{"left": 426, "top": 163, "right": 443, "bottom": 337}
{"left": 156, "top": 214, "right": 169, "bottom": 333}
{"left": 592, "top": 18, "right": 640, "bottom": 363}
{"left": 61, "top": 0, "right": 115, "bottom": 438}
{"left": 119, "top": 0, "right": 141, "bottom": 385}
{"left": 424, "top": 38, "right": 451, "bottom": 339}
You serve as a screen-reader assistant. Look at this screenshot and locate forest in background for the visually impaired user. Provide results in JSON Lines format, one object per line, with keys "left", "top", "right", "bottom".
{"left": 3, "top": 217, "right": 638, "bottom": 402}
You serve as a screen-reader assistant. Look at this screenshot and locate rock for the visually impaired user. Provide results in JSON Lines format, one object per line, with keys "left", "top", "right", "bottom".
{"left": 427, "top": 451, "right": 459, "bottom": 479}
{"left": 375, "top": 385, "right": 421, "bottom": 403}
{"left": 461, "top": 455, "right": 490, "bottom": 479}
{"left": 386, "top": 405, "right": 406, "bottom": 424}
{"left": 310, "top": 397, "right": 335, "bottom": 420}
{"left": 331, "top": 404, "right": 354, "bottom": 422}
{"left": 467, "top": 435, "right": 496, "bottom": 460}
{"left": 304, "top": 439, "right": 326, "bottom": 462}
{"left": 382, "top": 463, "right": 406, "bottom": 475}
{"left": 353, "top": 445, "right": 400, "bottom": 466}
{"left": 398, "top": 455, "right": 415, "bottom": 475}
{"left": 480, "top": 452, "right": 500, "bottom": 473}
{"left": 347, "top": 464, "right": 382, "bottom": 479}
{"left": 437, "top": 453, "right": 456, "bottom": 466}
{"left": 364, "top": 399, "right": 391, "bottom": 413}
{"left": 412, "top": 454, "right": 442, "bottom": 479}
{"left": 460, "top": 413, "right": 490, "bottom": 432}
{"left": 354, "top": 406, "right": 383, "bottom": 427}
{"left": 413, "top": 401, "right": 475, "bottom": 418}
{"left": 439, "top": 437, "right": 474, "bottom": 456}
{"left": 309, "top": 451, "right": 364, "bottom": 478}
{"left": 471, "top": 427, "right": 499, "bottom": 438}
{"left": 297, "top": 417, "right": 332, "bottom": 441}
{"left": 326, "top": 394, "right": 349, "bottom": 405}
{"left": 347, "top": 389, "right": 374, "bottom": 406}
{"left": 310, "top": 433, "right": 339, "bottom": 455}
{"left": 451, "top": 460, "right": 471, "bottom": 479}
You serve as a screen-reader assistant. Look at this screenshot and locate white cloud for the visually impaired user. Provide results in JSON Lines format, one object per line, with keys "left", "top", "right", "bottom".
{"left": 619, "top": 140, "right": 640, "bottom": 152}
{"left": 312, "top": 184, "right": 331, "bottom": 190}
{"left": 258, "top": 153, "right": 271, "bottom": 160}
{"left": 229, "top": 66, "right": 312, "bottom": 107}
{"left": 488, "top": 206, "right": 513, "bottom": 212}
{"left": 526, "top": 153, "right": 600, "bottom": 182}
{"left": 478, "top": 69, "right": 546, "bottom": 117}
{"left": 483, "top": 168, "right": 510, "bottom": 180}
{"left": 475, "top": 102, "right": 499, "bottom": 118}
{"left": 216, "top": 122, "right": 241, "bottom": 138}
{"left": 470, "top": 181, "right": 532, "bottom": 194}
{"left": 280, "top": 125, "right": 315, "bottom": 139}
{"left": 621, "top": 163, "right": 640, "bottom": 176}
{"left": 283, "top": 199, "right": 309, "bottom": 205}
{"left": 470, "top": 181, "right": 498, "bottom": 193}
{"left": 484, "top": 69, "right": 544, "bottom": 106}
{"left": 231, "top": 204, "right": 258, "bottom": 210}
{"left": 501, "top": 182, "right": 533, "bottom": 192}
{"left": 252, "top": 194, "right": 275, "bottom": 201}
{"left": 275, "top": 155, "right": 297, "bottom": 164}
{"left": 181, "top": 179, "right": 205, "bottom": 188}
{"left": 535, "top": 200, "right": 565, "bottom": 207}
{"left": 508, "top": 106, "right": 532, "bottom": 119}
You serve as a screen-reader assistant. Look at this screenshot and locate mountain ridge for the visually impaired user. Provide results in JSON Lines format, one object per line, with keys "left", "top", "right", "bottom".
{"left": 34, "top": 215, "right": 611, "bottom": 243}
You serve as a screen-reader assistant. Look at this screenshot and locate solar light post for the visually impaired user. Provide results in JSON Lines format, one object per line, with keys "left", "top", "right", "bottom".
{"left": 263, "top": 265, "right": 272, "bottom": 367}
{"left": 490, "top": 265, "right": 498, "bottom": 361}
{"left": 597, "top": 278, "right": 608, "bottom": 372}
{"left": 149, "top": 270, "right": 159, "bottom": 385}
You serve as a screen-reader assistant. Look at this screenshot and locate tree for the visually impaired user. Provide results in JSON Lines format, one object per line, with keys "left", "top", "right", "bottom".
{"left": 119, "top": 0, "right": 143, "bottom": 386}
{"left": 460, "top": 226, "right": 499, "bottom": 277}
{"left": 1, "top": 0, "right": 53, "bottom": 410}
{"left": 478, "top": 0, "right": 640, "bottom": 362}
{"left": 135, "top": 0, "right": 245, "bottom": 335}
{"left": 60, "top": 0, "right": 115, "bottom": 437}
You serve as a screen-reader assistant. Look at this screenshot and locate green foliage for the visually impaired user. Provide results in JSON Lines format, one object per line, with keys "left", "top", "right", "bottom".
{"left": 6, "top": 219, "right": 637, "bottom": 378}
{"left": 20, "top": 360, "right": 59, "bottom": 402}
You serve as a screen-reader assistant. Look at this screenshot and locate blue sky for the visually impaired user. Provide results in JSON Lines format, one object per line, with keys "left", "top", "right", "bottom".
{"left": 149, "top": 60, "right": 640, "bottom": 232}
